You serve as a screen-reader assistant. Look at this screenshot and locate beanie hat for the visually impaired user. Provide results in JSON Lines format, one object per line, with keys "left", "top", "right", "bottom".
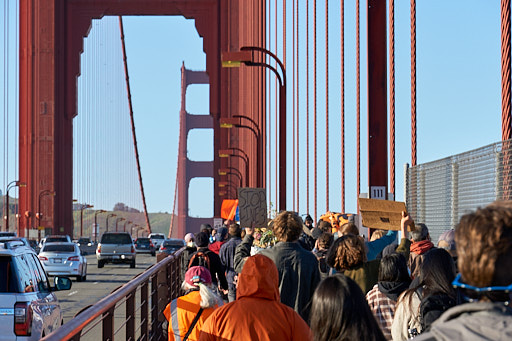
{"left": 438, "top": 229, "right": 456, "bottom": 251}
{"left": 185, "top": 266, "right": 212, "bottom": 286}
{"left": 184, "top": 233, "right": 195, "bottom": 243}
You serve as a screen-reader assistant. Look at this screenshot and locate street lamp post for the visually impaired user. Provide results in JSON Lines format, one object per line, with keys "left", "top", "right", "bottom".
{"left": 4, "top": 180, "right": 27, "bottom": 232}
{"left": 37, "top": 190, "right": 55, "bottom": 240}
{"left": 219, "top": 115, "right": 262, "bottom": 187}
{"left": 106, "top": 213, "right": 116, "bottom": 232}
{"left": 219, "top": 148, "right": 249, "bottom": 187}
{"left": 115, "top": 217, "right": 125, "bottom": 232}
{"left": 78, "top": 204, "right": 94, "bottom": 238}
{"left": 222, "top": 46, "right": 287, "bottom": 210}
{"left": 123, "top": 220, "right": 132, "bottom": 233}
{"left": 219, "top": 168, "right": 244, "bottom": 187}
{"left": 94, "top": 209, "right": 106, "bottom": 243}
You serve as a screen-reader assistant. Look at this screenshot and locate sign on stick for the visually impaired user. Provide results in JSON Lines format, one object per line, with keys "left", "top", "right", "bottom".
{"left": 238, "top": 188, "right": 267, "bottom": 228}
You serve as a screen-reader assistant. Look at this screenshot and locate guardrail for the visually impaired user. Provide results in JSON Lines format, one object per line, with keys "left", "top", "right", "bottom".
{"left": 42, "top": 248, "right": 184, "bottom": 341}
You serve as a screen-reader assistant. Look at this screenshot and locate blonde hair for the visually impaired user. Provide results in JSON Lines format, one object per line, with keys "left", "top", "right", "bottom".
{"left": 181, "top": 281, "right": 222, "bottom": 308}
{"left": 370, "top": 229, "right": 386, "bottom": 242}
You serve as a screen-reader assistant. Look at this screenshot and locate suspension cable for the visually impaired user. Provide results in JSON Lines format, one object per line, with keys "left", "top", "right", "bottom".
{"left": 314, "top": 0, "right": 318, "bottom": 222}
{"left": 390, "top": 0, "right": 396, "bottom": 197}
{"left": 340, "top": 0, "right": 345, "bottom": 213}
{"left": 411, "top": 0, "right": 417, "bottom": 166}
{"left": 295, "top": 0, "right": 299, "bottom": 213}
{"left": 292, "top": 0, "right": 296, "bottom": 211}
{"left": 502, "top": 0, "right": 511, "bottom": 141}
{"left": 356, "top": 0, "right": 361, "bottom": 206}
{"left": 325, "top": 0, "right": 329, "bottom": 211}
{"left": 306, "top": 0, "right": 310, "bottom": 216}
{"left": 118, "top": 16, "right": 152, "bottom": 234}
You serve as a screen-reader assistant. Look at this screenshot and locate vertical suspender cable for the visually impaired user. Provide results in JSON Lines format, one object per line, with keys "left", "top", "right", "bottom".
{"left": 340, "top": 0, "right": 345, "bottom": 213}
{"left": 502, "top": 0, "right": 512, "bottom": 141}
{"left": 292, "top": 0, "right": 296, "bottom": 211}
{"left": 411, "top": 0, "right": 417, "bottom": 166}
{"left": 295, "top": 0, "right": 299, "bottom": 213}
{"left": 283, "top": 0, "right": 287, "bottom": 209}
{"left": 390, "top": 0, "right": 396, "bottom": 196}
{"left": 306, "top": 0, "right": 310, "bottom": 216}
{"left": 268, "top": 0, "right": 271, "bottom": 209}
{"left": 119, "top": 16, "right": 152, "bottom": 233}
{"left": 325, "top": 0, "right": 329, "bottom": 211}
{"left": 314, "top": 0, "right": 318, "bottom": 222}
{"left": 15, "top": 0, "right": 19, "bottom": 217}
{"left": 4, "top": 0, "right": 10, "bottom": 211}
{"left": 356, "top": 0, "right": 361, "bottom": 203}
{"left": 275, "top": 0, "right": 278, "bottom": 211}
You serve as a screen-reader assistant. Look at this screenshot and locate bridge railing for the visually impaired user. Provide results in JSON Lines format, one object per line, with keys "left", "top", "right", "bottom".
{"left": 42, "top": 248, "right": 185, "bottom": 341}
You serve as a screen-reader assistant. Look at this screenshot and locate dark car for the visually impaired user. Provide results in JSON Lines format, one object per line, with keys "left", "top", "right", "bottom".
{"left": 159, "top": 239, "right": 185, "bottom": 255}
{"left": 134, "top": 237, "right": 156, "bottom": 256}
{"left": 27, "top": 239, "right": 40, "bottom": 253}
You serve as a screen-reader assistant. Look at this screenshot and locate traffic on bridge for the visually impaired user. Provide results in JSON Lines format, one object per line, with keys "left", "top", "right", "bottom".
{"left": 1, "top": 0, "right": 512, "bottom": 340}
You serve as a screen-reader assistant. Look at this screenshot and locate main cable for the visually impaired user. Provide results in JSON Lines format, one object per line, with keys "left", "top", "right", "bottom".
{"left": 119, "top": 16, "right": 152, "bottom": 233}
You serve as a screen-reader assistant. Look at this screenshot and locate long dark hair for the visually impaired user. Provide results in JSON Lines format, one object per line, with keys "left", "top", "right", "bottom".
{"left": 310, "top": 275, "right": 386, "bottom": 341}
{"left": 399, "top": 248, "right": 456, "bottom": 310}
{"left": 420, "top": 248, "right": 456, "bottom": 298}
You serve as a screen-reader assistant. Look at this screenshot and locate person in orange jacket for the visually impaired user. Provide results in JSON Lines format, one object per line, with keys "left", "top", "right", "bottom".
{"left": 199, "top": 254, "right": 312, "bottom": 341}
{"left": 163, "top": 266, "right": 222, "bottom": 341}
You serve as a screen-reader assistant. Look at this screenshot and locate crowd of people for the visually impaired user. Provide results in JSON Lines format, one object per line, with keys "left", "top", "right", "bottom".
{"left": 163, "top": 201, "right": 512, "bottom": 340}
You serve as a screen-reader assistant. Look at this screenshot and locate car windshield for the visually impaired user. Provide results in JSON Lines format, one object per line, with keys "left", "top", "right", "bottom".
{"left": 46, "top": 237, "right": 68, "bottom": 243}
{"left": 151, "top": 235, "right": 165, "bottom": 239}
{"left": 0, "top": 256, "right": 19, "bottom": 293}
{"left": 101, "top": 234, "right": 132, "bottom": 244}
{"left": 137, "top": 239, "right": 150, "bottom": 245}
{"left": 78, "top": 238, "right": 90, "bottom": 243}
{"left": 43, "top": 245, "right": 75, "bottom": 253}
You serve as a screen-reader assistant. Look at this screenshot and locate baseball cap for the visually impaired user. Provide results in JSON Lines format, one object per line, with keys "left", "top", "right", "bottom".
{"left": 185, "top": 266, "right": 212, "bottom": 286}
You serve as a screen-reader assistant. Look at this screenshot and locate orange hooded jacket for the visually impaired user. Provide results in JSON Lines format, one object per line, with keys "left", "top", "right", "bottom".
{"left": 163, "top": 290, "right": 219, "bottom": 341}
{"left": 199, "top": 254, "right": 312, "bottom": 341}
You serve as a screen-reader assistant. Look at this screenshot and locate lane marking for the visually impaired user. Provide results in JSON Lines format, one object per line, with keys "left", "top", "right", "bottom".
{"left": 68, "top": 290, "right": 78, "bottom": 296}
{"left": 93, "top": 282, "right": 99, "bottom": 285}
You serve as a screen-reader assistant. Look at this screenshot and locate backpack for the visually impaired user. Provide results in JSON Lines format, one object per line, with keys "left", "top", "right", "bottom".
{"left": 188, "top": 251, "right": 211, "bottom": 271}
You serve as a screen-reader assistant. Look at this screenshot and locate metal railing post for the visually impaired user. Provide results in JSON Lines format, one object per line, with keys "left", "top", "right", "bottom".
{"left": 126, "top": 292, "right": 135, "bottom": 340}
{"left": 141, "top": 281, "right": 148, "bottom": 341}
{"left": 102, "top": 308, "right": 114, "bottom": 341}
{"left": 151, "top": 274, "right": 160, "bottom": 340}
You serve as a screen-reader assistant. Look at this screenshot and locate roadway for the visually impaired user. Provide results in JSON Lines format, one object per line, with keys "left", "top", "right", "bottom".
{"left": 55, "top": 252, "right": 157, "bottom": 323}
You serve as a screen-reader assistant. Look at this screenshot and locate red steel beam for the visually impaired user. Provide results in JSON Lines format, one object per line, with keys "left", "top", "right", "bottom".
{"left": 367, "top": 0, "right": 388, "bottom": 204}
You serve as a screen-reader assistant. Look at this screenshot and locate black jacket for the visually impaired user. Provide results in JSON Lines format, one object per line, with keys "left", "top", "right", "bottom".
{"left": 191, "top": 247, "right": 228, "bottom": 290}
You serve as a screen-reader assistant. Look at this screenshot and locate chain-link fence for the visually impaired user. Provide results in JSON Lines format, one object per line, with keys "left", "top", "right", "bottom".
{"left": 405, "top": 140, "right": 512, "bottom": 242}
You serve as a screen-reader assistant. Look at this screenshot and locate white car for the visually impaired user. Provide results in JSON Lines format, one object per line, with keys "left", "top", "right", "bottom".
{"left": 0, "top": 238, "right": 71, "bottom": 340}
{"left": 148, "top": 233, "right": 166, "bottom": 249}
{"left": 38, "top": 242, "right": 87, "bottom": 282}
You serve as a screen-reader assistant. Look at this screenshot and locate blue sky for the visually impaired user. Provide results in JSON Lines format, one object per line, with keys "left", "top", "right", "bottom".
{"left": 0, "top": 0, "right": 504, "bottom": 222}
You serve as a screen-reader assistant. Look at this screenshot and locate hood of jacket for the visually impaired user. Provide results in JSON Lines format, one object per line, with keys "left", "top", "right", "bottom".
{"left": 410, "top": 240, "right": 434, "bottom": 255}
{"left": 236, "top": 254, "right": 280, "bottom": 301}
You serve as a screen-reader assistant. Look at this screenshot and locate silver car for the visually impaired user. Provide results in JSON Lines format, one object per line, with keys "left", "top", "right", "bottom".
{"left": 38, "top": 242, "right": 87, "bottom": 282}
{"left": 0, "top": 238, "right": 71, "bottom": 340}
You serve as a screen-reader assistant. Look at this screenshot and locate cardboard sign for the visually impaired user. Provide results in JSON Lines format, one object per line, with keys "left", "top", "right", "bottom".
{"left": 238, "top": 187, "right": 267, "bottom": 228}
{"left": 358, "top": 198, "right": 410, "bottom": 231}
{"left": 213, "top": 218, "right": 223, "bottom": 230}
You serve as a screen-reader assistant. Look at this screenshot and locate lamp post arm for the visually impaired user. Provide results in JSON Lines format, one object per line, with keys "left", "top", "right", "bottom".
{"left": 232, "top": 115, "right": 261, "bottom": 135}
{"left": 240, "top": 46, "right": 286, "bottom": 86}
